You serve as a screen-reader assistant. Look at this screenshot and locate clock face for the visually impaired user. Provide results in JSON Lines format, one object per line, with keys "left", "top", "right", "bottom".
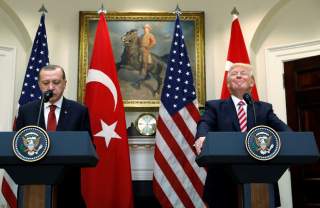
{"left": 136, "top": 114, "right": 157, "bottom": 136}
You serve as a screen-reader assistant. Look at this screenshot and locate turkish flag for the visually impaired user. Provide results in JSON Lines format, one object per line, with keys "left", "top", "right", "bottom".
{"left": 220, "top": 14, "right": 259, "bottom": 100}
{"left": 81, "top": 12, "right": 134, "bottom": 208}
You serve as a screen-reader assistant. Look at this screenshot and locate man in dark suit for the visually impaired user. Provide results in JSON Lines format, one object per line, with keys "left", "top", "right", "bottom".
{"left": 195, "top": 63, "right": 290, "bottom": 207}
{"left": 15, "top": 64, "right": 91, "bottom": 208}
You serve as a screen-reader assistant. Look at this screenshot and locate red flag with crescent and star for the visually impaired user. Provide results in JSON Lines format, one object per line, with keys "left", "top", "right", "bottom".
{"left": 81, "top": 12, "right": 134, "bottom": 208}
{"left": 220, "top": 13, "right": 259, "bottom": 101}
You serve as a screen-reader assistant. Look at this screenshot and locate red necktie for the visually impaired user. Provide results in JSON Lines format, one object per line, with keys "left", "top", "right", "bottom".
{"left": 237, "top": 101, "right": 247, "bottom": 132}
{"left": 47, "top": 105, "right": 57, "bottom": 131}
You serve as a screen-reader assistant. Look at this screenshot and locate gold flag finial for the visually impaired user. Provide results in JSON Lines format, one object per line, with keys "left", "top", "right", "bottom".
{"left": 173, "top": 4, "right": 182, "bottom": 16}
{"left": 38, "top": 4, "right": 48, "bottom": 14}
{"left": 231, "top": 7, "right": 239, "bottom": 16}
{"left": 98, "top": 3, "right": 107, "bottom": 14}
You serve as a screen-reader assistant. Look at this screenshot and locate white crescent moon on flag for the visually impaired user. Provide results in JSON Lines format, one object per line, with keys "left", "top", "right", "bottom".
{"left": 86, "top": 69, "right": 118, "bottom": 111}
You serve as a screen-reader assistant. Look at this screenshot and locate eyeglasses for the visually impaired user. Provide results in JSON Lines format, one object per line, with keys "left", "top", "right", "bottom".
{"left": 228, "top": 71, "right": 251, "bottom": 77}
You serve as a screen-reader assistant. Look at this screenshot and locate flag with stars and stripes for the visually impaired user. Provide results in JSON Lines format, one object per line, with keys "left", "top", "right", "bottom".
{"left": 1, "top": 14, "right": 49, "bottom": 208}
{"left": 153, "top": 15, "right": 207, "bottom": 207}
{"left": 18, "top": 14, "right": 49, "bottom": 106}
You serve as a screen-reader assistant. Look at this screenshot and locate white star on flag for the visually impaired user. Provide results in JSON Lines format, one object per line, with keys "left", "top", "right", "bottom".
{"left": 95, "top": 120, "right": 121, "bottom": 148}
{"left": 153, "top": 14, "right": 206, "bottom": 208}
{"left": 81, "top": 12, "right": 133, "bottom": 207}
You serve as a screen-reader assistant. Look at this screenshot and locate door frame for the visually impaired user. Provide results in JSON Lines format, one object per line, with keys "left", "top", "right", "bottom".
{"left": 0, "top": 45, "right": 16, "bottom": 130}
{"left": 0, "top": 44, "right": 16, "bottom": 206}
{"left": 265, "top": 39, "right": 320, "bottom": 208}
{"left": 265, "top": 39, "right": 320, "bottom": 121}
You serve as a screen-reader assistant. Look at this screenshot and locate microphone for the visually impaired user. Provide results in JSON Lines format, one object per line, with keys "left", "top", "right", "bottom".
{"left": 243, "top": 93, "right": 253, "bottom": 105}
{"left": 43, "top": 90, "right": 53, "bottom": 102}
{"left": 243, "top": 93, "right": 256, "bottom": 126}
{"left": 36, "top": 90, "right": 53, "bottom": 127}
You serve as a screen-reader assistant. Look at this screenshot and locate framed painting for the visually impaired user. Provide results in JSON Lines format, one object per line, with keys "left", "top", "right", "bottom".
{"left": 78, "top": 11, "right": 205, "bottom": 108}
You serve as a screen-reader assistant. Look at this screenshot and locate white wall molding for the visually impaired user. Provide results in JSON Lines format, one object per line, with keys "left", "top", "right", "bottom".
{"left": 265, "top": 39, "right": 320, "bottom": 122}
{"left": 0, "top": 44, "right": 16, "bottom": 207}
{"left": 0, "top": 44, "right": 16, "bottom": 130}
{"left": 128, "top": 138, "right": 155, "bottom": 181}
{"left": 0, "top": 0, "right": 32, "bottom": 51}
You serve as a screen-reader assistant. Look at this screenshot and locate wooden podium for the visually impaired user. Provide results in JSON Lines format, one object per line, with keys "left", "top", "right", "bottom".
{"left": 196, "top": 131, "right": 319, "bottom": 208}
{"left": 0, "top": 131, "right": 98, "bottom": 208}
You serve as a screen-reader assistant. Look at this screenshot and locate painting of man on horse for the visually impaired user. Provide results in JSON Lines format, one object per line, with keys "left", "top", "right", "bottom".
{"left": 117, "top": 26, "right": 167, "bottom": 98}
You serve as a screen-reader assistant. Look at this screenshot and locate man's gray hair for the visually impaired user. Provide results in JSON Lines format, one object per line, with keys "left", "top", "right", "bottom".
{"left": 39, "top": 64, "right": 66, "bottom": 80}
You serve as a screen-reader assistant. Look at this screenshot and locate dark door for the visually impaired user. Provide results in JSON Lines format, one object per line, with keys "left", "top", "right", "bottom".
{"left": 284, "top": 55, "right": 320, "bottom": 208}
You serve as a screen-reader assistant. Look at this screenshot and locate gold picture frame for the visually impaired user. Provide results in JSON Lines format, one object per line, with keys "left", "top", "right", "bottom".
{"left": 78, "top": 11, "right": 205, "bottom": 108}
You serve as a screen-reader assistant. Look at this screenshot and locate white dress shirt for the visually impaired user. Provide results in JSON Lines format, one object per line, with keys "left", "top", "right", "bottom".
{"left": 231, "top": 95, "right": 247, "bottom": 114}
{"left": 43, "top": 96, "right": 63, "bottom": 129}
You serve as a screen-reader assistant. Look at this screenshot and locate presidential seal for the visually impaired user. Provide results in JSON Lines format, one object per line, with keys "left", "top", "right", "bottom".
{"left": 13, "top": 126, "right": 50, "bottom": 162}
{"left": 245, "top": 125, "right": 281, "bottom": 161}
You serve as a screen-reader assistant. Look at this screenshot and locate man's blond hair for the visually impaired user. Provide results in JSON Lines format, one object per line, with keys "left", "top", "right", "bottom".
{"left": 229, "top": 63, "right": 253, "bottom": 72}
{"left": 227, "top": 63, "right": 254, "bottom": 80}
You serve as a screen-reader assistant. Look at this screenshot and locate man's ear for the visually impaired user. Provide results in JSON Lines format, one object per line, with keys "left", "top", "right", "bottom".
{"left": 250, "top": 76, "right": 255, "bottom": 87}
{"left": 250, "top": 81, "right": 254, "bottom": 87}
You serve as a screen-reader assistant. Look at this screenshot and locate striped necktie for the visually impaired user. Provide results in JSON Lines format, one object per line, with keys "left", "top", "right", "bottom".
{"left": 237, "top": 100, "right": 247, "bottom": 132}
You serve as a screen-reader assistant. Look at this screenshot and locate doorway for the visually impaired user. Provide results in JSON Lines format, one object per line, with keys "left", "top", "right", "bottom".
{"left": 284, "top": 55, "right": 320, "bottom": 208}
{"left": 0, "top": 45, "right": 16, "bottom": 207}
{"left": 0, "top": 45, "right": 16, "bottom": 130}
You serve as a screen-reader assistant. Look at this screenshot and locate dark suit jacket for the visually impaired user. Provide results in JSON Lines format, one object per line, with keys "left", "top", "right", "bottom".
{"left": 196, "top": 98, "right": 290, "bottom": 207}
{"left": 15, "top": 97, "right": 91, "bottom": 208}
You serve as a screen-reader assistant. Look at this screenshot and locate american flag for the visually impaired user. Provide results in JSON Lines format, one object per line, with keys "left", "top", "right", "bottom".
{"left": 153, "top": 15, "right": 206, "bottom": 207}
{"left": 18, "top": 14, "right": 49, "bottom": 106}
{"left": 1, "top": 14, "right": 49, "bottom": 208}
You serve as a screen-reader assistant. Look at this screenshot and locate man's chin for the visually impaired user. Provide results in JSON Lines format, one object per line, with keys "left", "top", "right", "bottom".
{"left": 233, "top": 84, "right": 250, "bottom": 91}
{"left": 49, "top": 97, "right": 57, "bottom": 104}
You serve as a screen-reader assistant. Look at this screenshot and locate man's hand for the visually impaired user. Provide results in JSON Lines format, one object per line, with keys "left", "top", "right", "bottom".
{"left": 194, "top": 136, "right": 206, "bottom": 155}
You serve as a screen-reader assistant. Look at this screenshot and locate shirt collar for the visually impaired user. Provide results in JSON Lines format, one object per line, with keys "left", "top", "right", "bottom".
{"left": 231, "top": 95, "right": 246, "bottom": 108}
{"left": 44, "top": 96, "right": 63, "bottom": 109}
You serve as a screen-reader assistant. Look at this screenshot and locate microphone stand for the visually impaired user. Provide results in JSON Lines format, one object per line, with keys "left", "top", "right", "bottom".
{"left": 36, "top": 90, "right": 53, "bottom": 127}
{"left": 252, "top": 101, "right": 256, "bottom": 126}
{"left": 243, "top": 93, "right": 257, "bottom": 126}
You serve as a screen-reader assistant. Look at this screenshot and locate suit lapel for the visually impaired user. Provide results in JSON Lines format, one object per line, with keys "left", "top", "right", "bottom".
{"left": 226, "top": 98, "right": 241, "bottom": 131}
{"left": 39, "top": 108, "right": 46, "bottom": 129}
{"left": 247, "top": 104, "right": 255, "bottom": 130}
{"left": 56, "top": 97, "right": 68, "bottom": 131}
{"left": 35, "top": 100, "right": 46, "bottom": 129}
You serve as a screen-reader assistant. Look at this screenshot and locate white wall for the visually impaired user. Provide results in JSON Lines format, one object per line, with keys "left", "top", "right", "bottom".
{"left": 0, "top": 0, "right": 280, "bottom": 129}
{"left": 1, "top": 0, "right": 279, "bottom": 108}
{"left": 253, "top": 0, "right": 320, "bottom": 102}
{"left": 0, "top": 1, "right": 29, "bottom": 117}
